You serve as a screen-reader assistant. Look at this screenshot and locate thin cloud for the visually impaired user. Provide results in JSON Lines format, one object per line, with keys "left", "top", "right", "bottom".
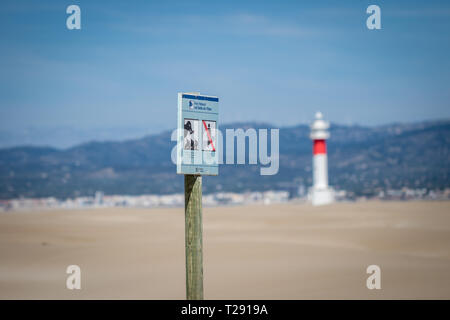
{"left": 226, "top": 13, "right": 314, "bottom": 37}
{"left": 389, "top": 8, "right": 450, "bottom": 18}
{"left": 109, "top": 13, "right": 322, "bottom": 38}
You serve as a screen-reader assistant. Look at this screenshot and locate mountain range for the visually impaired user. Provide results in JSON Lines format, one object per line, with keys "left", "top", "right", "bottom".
{"left": 0, "top": 120, "right": 449, "bottom": 199}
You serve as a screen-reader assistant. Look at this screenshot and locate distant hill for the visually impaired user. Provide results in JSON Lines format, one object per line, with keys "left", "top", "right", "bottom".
{"left": 0, "top": 120, "right": 449, "bottom": 199}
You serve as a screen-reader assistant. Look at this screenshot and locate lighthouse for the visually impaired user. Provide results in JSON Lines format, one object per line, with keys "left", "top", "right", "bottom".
{"left": 309, "top": 112, "right": 334, "bottom": 206}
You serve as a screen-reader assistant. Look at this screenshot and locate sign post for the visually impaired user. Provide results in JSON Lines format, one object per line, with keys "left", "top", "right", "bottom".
{"left": 184, "top": 174, "right": 203, "bottom": 299}
{"left": 177, "top": 92, "right": 219, "bottom": 300}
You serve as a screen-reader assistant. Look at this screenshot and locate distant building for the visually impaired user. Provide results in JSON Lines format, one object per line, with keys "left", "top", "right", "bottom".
{"left": 94, "top": 191, "right": 104, "bottom": 206}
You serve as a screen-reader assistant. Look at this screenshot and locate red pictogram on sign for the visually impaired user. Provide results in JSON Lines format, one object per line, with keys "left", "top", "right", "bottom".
{"left": 202, "top": 120, "right": 216, "bottom": 152}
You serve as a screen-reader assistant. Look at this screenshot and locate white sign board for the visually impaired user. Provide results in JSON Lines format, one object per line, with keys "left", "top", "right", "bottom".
{"left": 177, "top": 93, "right": 219, "bottom": 175}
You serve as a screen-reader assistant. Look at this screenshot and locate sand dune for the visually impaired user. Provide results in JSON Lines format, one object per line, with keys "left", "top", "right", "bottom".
{"left": 0, "top": 201, "right": 449, "bottom": 299}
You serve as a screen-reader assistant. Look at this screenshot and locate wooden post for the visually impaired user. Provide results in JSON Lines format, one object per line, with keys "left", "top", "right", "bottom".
{"left": 184, "top": 174, "right": 203, "bottom": 300}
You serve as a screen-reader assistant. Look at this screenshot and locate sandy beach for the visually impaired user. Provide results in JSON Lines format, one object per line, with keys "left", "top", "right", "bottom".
{"left": 0, "top": 201, "right": 449, "bottom": 299}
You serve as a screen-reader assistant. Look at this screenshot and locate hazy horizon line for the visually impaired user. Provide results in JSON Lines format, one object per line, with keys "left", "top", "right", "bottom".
{"left": 0, "top": 117, "right": 448, "bottom": 151}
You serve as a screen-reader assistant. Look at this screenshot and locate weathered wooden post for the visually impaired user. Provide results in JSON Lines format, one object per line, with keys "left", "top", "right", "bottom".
{"left": 177, "top": 92, "right": 219, "bottom": 300}
{"left": 184, "top": 174, "right": 203, "bottom": 299}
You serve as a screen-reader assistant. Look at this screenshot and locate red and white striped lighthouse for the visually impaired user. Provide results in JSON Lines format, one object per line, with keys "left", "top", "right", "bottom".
{"left": 309, "top": 112, "right": 334, "bottom": 206}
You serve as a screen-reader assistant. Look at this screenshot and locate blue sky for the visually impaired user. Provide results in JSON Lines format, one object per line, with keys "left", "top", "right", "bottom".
{"left": 1, "top": 0, "right": 449, "bottom": 146}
